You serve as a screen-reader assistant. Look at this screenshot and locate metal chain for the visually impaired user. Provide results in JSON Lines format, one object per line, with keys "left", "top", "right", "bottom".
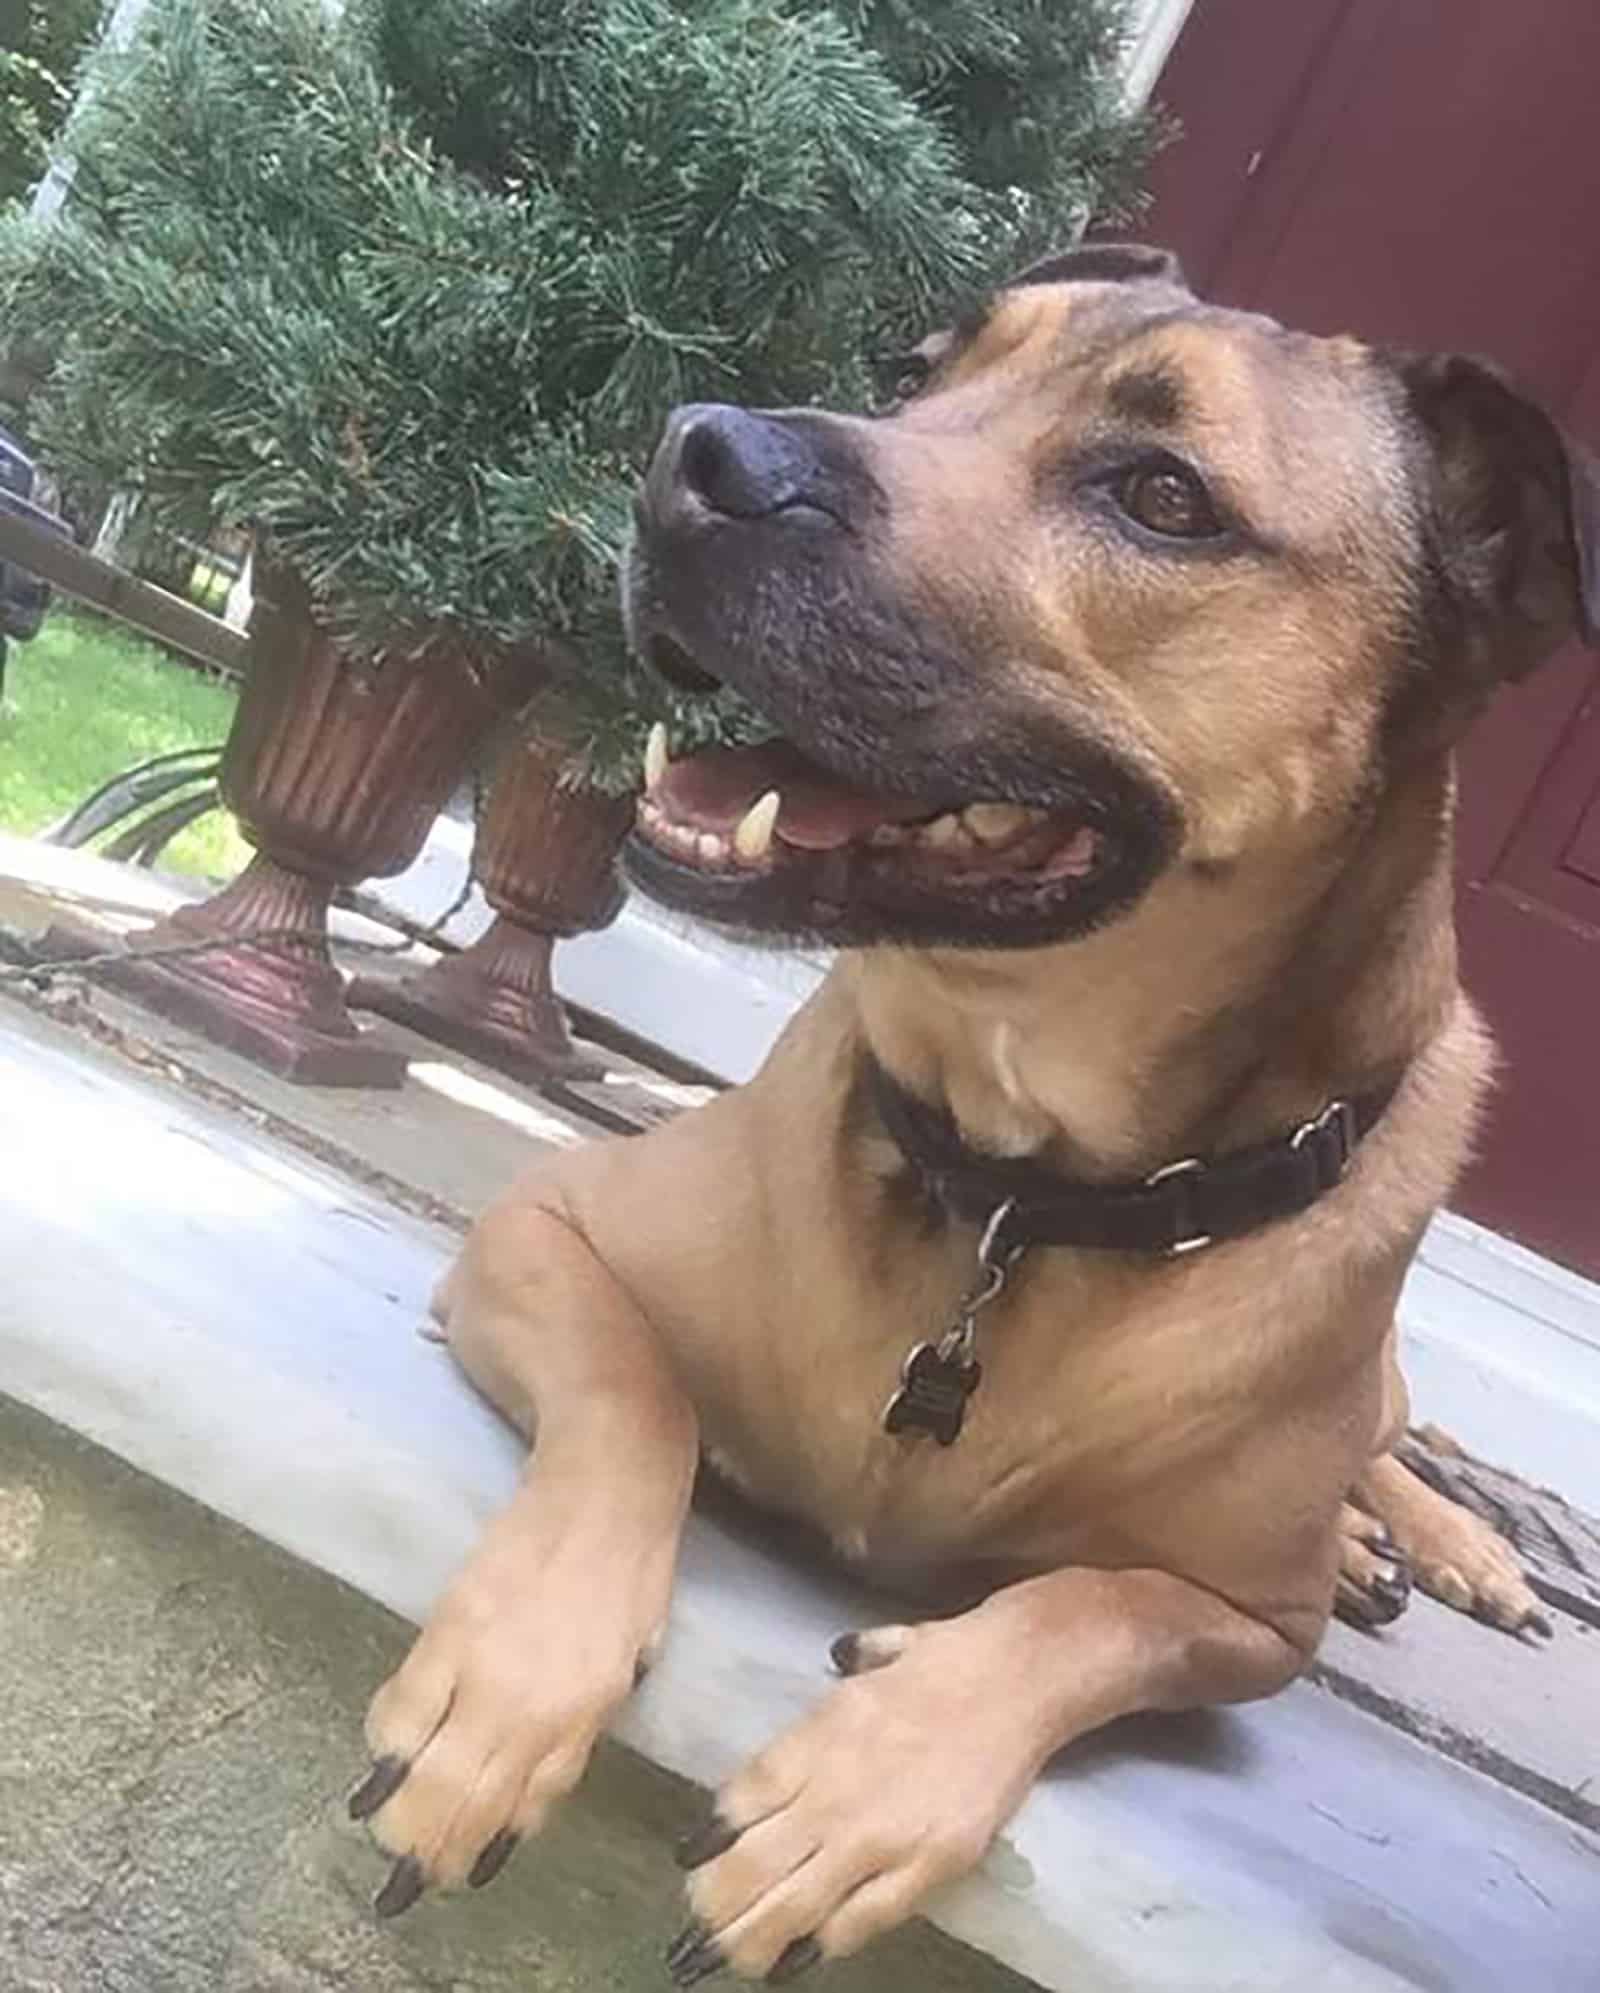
{"left": 934, "top": 1198, "right": 1027, "bottom": 1367}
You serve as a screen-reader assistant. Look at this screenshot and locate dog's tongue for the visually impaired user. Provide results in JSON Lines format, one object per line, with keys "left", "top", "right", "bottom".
{"left": 657, "top": 741, "right": 931, "bottom": 850}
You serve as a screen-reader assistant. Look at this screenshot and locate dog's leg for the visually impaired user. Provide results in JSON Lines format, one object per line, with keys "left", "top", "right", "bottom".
{"left": 669, "top": 1567, "right": 1306, "bottom": 1983}
{"left": 352, "top": 1183, "right": 699, "bottom": 1910}
{"left": 1351, "top": 1451, "right": 1549, "bottom": 1638}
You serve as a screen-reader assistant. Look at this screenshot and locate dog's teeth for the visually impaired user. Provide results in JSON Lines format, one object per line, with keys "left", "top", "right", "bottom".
{"left": 697, "top": 831, "right": 730, "bottom": 865}
{"left": 645, "top": 722, "right": 670, "bottom": 794}
{"left": 963, "top": 802, "right": 1030, "bottom": 844}
{"left": 921, "top": 812, "right": 967, "bottom": 848}
{"left": 733, "top": 790, "right": 781, "bottom": 864}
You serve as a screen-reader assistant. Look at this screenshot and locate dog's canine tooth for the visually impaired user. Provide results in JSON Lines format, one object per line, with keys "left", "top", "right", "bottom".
{"left": 645, "top": 722, "right": 670, "bottom": 794}
{"left": 921, "top": 812, "right": 967, "bottom": 848}
{"left": 733, "top": 789, "right": 781, "bottom": 864}
{"left": 964, "top": 801, "right": 1030, "bottom": 844}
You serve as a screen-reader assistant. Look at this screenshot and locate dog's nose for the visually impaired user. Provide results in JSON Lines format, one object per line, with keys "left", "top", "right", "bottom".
{"left": 665, "top": 403, "right": 823, "bottom": 520}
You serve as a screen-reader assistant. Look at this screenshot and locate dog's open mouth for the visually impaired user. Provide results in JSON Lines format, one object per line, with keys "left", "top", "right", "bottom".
{"left": 622, "top": 556, "right": 1179, "bottom": 948}
{"left": 625, "top": 718, "right": 1139, "bottom": 949}
{"left": 637, "top": 729, "right": 1104, "bottom": 888}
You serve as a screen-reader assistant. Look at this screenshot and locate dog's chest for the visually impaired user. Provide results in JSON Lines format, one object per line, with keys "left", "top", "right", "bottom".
{"left": 703, "top": 1249, "right": 1240, "bottom": 1577}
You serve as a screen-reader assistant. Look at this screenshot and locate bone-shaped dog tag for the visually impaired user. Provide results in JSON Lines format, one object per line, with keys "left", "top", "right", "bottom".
{"left": 882, "top": 1342, "right": 982, "bottom": 1446}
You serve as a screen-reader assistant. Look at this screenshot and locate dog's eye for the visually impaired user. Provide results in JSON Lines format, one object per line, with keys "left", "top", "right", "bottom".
{"left": 1113, "top": 463, "right": 1224, "bottom": 541}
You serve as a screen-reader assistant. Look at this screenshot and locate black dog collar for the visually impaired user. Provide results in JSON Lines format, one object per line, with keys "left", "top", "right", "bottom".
{"left": 868, "top": 1056, "right": 1398, "bottom": 1260}
{"left": 868, "top": 1055, "right": 1400, "bottom": 1446}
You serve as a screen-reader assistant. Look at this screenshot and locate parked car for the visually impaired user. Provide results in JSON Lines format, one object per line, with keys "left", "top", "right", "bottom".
{"left": 0, "top": 423, "right": 68, "bottom": 696}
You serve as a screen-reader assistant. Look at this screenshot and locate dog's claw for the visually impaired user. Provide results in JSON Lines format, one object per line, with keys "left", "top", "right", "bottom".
{"left": 667, "top": 1921, "right": 726, "bottom": 1986}
{"left": 829, "top": 1631, "right": 863, "bottom": 1676}
{"left": 468, "top": 1828, "right": 519, "bottom": 1890}
{"left": 671, "top": 1945, "right": 727, "bottom": 1989}
{"left": 676, "top": 1814, "right": 742, "bottom": 1871}
{"left": 347, "top": 1754, "right": 408, "bottom": 1821}
{"left": 667, "top": 1921, "right": 713, "bottom": 1969}
{"left": 768, "top": 1937, "right": 822, "bottom": 1983}
{"left": 1366, "top": 1559, "right": 1413, "bottom": 1624}
{"left": 373, "top": 1853, "right": 426, "bottom": 1919}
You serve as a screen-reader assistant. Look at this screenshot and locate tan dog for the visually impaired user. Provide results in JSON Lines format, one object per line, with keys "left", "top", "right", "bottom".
{"left": 349, "top": 245, "right": 1598, "bottom": 1981}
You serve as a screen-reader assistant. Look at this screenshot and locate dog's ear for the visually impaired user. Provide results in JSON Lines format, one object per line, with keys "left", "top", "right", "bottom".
{"left": 1397, "top": 351, "right": 1600, "bottom": 681}
{"left": 1007, "top": 243, "right": 1187, "bottom": 293}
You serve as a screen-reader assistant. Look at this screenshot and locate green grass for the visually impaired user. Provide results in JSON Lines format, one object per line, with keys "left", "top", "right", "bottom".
{"left": 0, "top": 607, "right": 251, "bottom": 880}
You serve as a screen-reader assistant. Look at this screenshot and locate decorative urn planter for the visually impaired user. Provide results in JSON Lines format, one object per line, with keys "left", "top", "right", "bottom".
{"left": 50, "top": 559, "right": 529, "bottom": 1085}
{"left": 352, "top": 733, "right": 634, "bottom": 1083}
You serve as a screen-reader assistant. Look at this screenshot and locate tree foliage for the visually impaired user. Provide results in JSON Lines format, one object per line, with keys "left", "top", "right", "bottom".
{"left": 0, "top": 0, "right": 1157, "bottom": 786}
{"left": 0, "top": 0, "right": 104, "bottom": 209}
{"left": 841, "top": 0, "right": 1154, "bottom": 254}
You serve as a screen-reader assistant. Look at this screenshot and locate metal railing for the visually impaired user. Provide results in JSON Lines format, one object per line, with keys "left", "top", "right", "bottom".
{"left": 0, "top": 495, "right": 247, "bottom": 677}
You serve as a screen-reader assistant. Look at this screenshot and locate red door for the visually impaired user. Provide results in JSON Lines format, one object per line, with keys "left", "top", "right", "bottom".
{"left": 1141, "top": 0, "right": 1600, "bottom": 1281}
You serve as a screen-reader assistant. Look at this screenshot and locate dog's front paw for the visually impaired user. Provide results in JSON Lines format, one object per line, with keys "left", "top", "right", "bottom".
{"left": 350, "top": 1537, "right": 660, "bottom": 1914}
{"left": 668, "top": 1623, "right": 1038, "bottom": 1982}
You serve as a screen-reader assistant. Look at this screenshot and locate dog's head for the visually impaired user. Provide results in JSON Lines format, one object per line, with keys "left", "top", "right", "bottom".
{"left": 624, "top": 244, "right": 1600, "bottom": 950}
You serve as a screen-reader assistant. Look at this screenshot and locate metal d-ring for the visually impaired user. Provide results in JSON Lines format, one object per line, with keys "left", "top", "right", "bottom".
{"left": 1145, "top": 1155, "right": 1213, "bottom": 1257}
